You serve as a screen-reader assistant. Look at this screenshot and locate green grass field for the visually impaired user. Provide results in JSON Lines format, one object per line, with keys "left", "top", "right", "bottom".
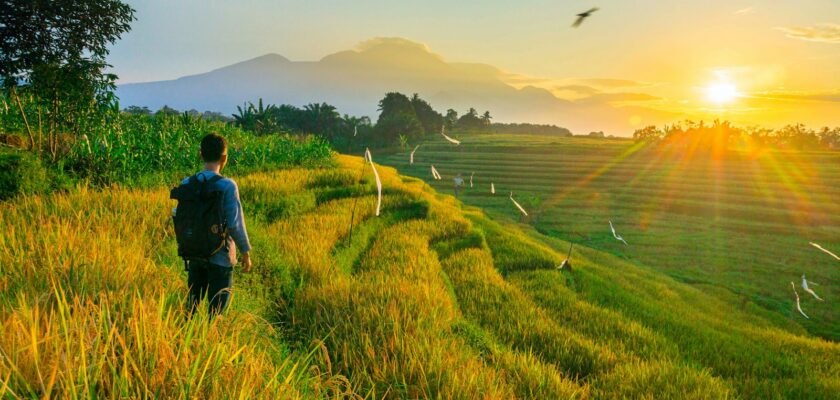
{"left": 380, "top": 133, "right": 840, "bottom": 340}
{"left": 3, "top": 152, "right": 839, "bottom": 398}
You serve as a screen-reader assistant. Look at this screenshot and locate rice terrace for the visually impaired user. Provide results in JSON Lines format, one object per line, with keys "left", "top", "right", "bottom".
{"left": 1, "top": 1, "right": 840, "bottom": 399}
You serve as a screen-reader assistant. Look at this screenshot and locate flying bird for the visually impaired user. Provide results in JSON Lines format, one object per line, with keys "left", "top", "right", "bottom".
{"left": 572, "top": 7, "right": 599, "bottom": 28}
{"left": 364, "top": 149, "right": 382, "bottom": 216}
{"left": 810, "top": 242, "right": 840, "bottom": 261}
{"left": 510, "top": 192, "right": 528, "bottom": 216}
{"left": 791, "top": 282, "right": 809, "bottom": 319}
{"left": 491, "top": 182, "right": 495, "bottom": 195}
{"left": 441, "top": 125, "right": 461, "bottom": 145}
{"left": 470, "top": 172, "right": 475, "bottom": 188}
{"left": 410, "top": 144, "right": 420, "bottom": 165}
{"left": 801, "top": 275, "right": 824, "bottom": 301}
{"left": 431, "top": 165, "right": 442, "bottom": 180}
{"left": 609, "top": 220, "right": 628, "bottom": 246}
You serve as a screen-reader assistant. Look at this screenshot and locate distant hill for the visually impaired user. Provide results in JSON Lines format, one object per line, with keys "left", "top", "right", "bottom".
{"left": 116, "top": 37, "right": 675, "bottom": 136}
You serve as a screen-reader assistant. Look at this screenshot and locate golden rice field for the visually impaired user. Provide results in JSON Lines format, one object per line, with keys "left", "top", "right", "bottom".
{"left": 380, "top": 133, "right": 840, "bottom": 340}
{"left": 2, "top": 153, "right": 839, "bottom": 398}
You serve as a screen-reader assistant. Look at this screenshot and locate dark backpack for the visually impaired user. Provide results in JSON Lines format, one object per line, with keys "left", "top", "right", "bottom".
{"left": 170, "top": 174, "right": 227, "bottom": 261}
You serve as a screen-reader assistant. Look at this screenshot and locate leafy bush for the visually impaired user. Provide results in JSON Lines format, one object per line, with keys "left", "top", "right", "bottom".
{"left": 0, "top": 150, "right": 47, "bottom": 200}
{"left": 64, "top": 113, "right": 333, "bottom": 186}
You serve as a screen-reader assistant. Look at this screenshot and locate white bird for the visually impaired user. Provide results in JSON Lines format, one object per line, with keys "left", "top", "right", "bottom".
{"left": 410, "top": 144, "right": 420, "bottom": 165}
{"left": 491, "top": 182, "right": 495, "bottom": 195}
{"left": 353, "top": 125, "right": 358, "bottom": 137}
{"left": 801, "top": 275, "right": 824, "bottom": 301}
{"left": 441, "top": 125, "right": 461, "bottom": 145}
{"left": 431, "top": 165, "right": 442, "bottom": 180}
{"left": 509, "top": 192, "right": 528, "bottom": 216}
{"left": 609, "top": 220, "right": 628, "bottom": 246}
{"left": 791, "top": 282, "right": 809, "bottom": 319}
{"left": 470, "top": 172, "right": 474, "bottom": 188}
{"left": 810, "top": 242, "right": 840, "bottom": 261}
{"left": 364, "top": 148, "right": 382, "bottom": 216}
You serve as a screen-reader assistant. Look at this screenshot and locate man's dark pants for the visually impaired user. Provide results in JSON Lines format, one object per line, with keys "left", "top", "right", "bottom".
{"left": 187, "top": 259, "right": 233, "bottom": 316}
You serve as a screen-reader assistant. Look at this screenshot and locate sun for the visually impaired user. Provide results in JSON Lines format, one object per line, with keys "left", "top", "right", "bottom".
{"left": 705, "top": 82, "right": 739, "bottom": 104}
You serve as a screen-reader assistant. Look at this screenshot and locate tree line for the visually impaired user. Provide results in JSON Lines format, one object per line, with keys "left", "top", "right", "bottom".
{"left": 230, "top": 92, "right": 496, "bottom": 150}
{"left": 633, "top": 120, "right": 840, "bottom": 152}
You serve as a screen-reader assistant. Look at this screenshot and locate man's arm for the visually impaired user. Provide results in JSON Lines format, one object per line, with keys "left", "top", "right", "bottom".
{"left": 224, "top": 180, "right": 252, "bottom": 269}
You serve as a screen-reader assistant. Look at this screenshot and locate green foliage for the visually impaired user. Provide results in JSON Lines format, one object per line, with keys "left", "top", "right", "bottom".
{"left": 634, "top": 119, "right": 840, "bottom": 151}
{"left": 410, "top": 93, "right": 444, "bottom": 135}
{"left": 0, "top": 149, "right": 47, "bottom": 200}
{"left": 492, "top": 122, "right": 574, "bottom": 136}
{"left": 0, "top": 0, "right": 136, "bottom": 159}
{"left": 62, "top": 112, "right": 332, "bottom": 186}
{"left": 457, "top": 107, "right": 491, "bottom": 131}
{"left": 375, "top": 110, "right": 423, "bottom": 144}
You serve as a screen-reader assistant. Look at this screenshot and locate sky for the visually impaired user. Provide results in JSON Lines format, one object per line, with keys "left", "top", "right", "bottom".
{"left": 110, "top": 0, "right": 840, "bottom": 129}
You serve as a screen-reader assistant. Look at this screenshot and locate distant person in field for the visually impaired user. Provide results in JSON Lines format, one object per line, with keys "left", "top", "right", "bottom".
{"left": 453, "top": 173, "right": 464, "bottom": 197}
{"left": 170, "top": 133, "right": 252, "bottom": 317}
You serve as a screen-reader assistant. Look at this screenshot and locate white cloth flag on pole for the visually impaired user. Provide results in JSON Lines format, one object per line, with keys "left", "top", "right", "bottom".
{"left": 801, "top": 275, "right": 824, "bottom": 301}
{"left": 441, "top": 125, "right": 460, "bottom": 145}
{"left": 509, "top": 192, "right": 528, "bottom": 216}
{"left": 470, "top": 172, "right": 474, "bottom": 188}
{"left": 431, "top": 165, "right": 442, "bottom": 180}
{"left": 810, "top": 242, "right": 840, "bottom": 261}
{"left": 791, "top": 282, "right": 809, "bottom": 319}
{"left": 410, "top": 144, "right": 420, "bottom": 165}
{"left": 609, "top": 220, "right": 628, "bottom": 246}
{"left": 491, "top": 183, "right": 495, "bottom": 194}
{"left": 364, "top": 148, "right": 382, "bottom": 216}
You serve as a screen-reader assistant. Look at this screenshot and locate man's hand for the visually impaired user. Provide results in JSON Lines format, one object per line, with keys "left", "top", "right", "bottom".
{"left": 240, "top": 252, "right": 252, "bottom": 273}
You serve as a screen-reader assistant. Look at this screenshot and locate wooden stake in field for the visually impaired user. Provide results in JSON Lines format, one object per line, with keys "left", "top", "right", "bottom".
{"left": 609, "top": 220, "right": 628, "bottom": 246}
{"left": 810, "top": 242, "right": 840, "bottom": 261}
{"left": 364, "top": 148, "right": 382, "bottom": 216}
{"left": 791, "top": 282, "right": 809, "bottom": 319}
{"left": 801, "top": 275, "right": 824, "bottom": 301}
{"left": 557, "top": 243, "right": 574, "bottom": 271}
{"left": 441, "top": 125, "right": 461, "bottom": 145}
{"left": 410, "top": 144, "right": 420, "bottom": 165}
{"left": 509, "top": 192, "right": 528, "bottom": 216}
{"left": 347, "top": 150, "right": 377, "bottom": 245}
{"left": 431, "top": 165, "right": 442, "bottom": 180}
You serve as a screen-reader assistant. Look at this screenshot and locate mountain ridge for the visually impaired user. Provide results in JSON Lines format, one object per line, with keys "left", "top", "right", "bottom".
{"left": 117, "top": 37, "right": 673, "bottom": 135}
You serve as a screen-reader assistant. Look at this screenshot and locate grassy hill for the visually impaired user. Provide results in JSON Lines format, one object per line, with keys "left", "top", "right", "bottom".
{"left": 380, "top": 133, "right": 840, "bottom": 340}
{"left": 2, "top": 154, "right": 838, "bottom": 398}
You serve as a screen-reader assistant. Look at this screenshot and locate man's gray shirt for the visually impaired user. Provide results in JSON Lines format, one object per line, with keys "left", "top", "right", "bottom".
{"left": 181, "top": 170, "right": 251, "bottom": 267}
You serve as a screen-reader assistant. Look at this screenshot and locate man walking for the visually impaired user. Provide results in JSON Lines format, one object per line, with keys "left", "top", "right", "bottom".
{"left": 171, "top": 133, "right": 252, "bottom": 316}
{"left": 453, "top": 173, "right": 464, "bottom": 197}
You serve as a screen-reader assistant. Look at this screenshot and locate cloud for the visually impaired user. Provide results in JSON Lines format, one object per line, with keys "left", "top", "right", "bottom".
{"left": 576, "top": 78, "right": 655, "bottom": 88}
{"left": 355, "top": 37, "right": 434, "bottom": 53}
{"left": 750, "top": 89, "right": 840, "bottom": 103}
{"left": 576, "top": 92, "right": 662, "bottom": 104}
{"left": 733, "top": 7, "right": 754, "bottom": 15}
{"left": 777, "top": 23, "right": 840, "bottom": 44}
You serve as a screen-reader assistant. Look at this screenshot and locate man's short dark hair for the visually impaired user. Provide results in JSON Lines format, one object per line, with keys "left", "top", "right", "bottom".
{"left": 200, "top": 133, "right": 227, "bottom": 162}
